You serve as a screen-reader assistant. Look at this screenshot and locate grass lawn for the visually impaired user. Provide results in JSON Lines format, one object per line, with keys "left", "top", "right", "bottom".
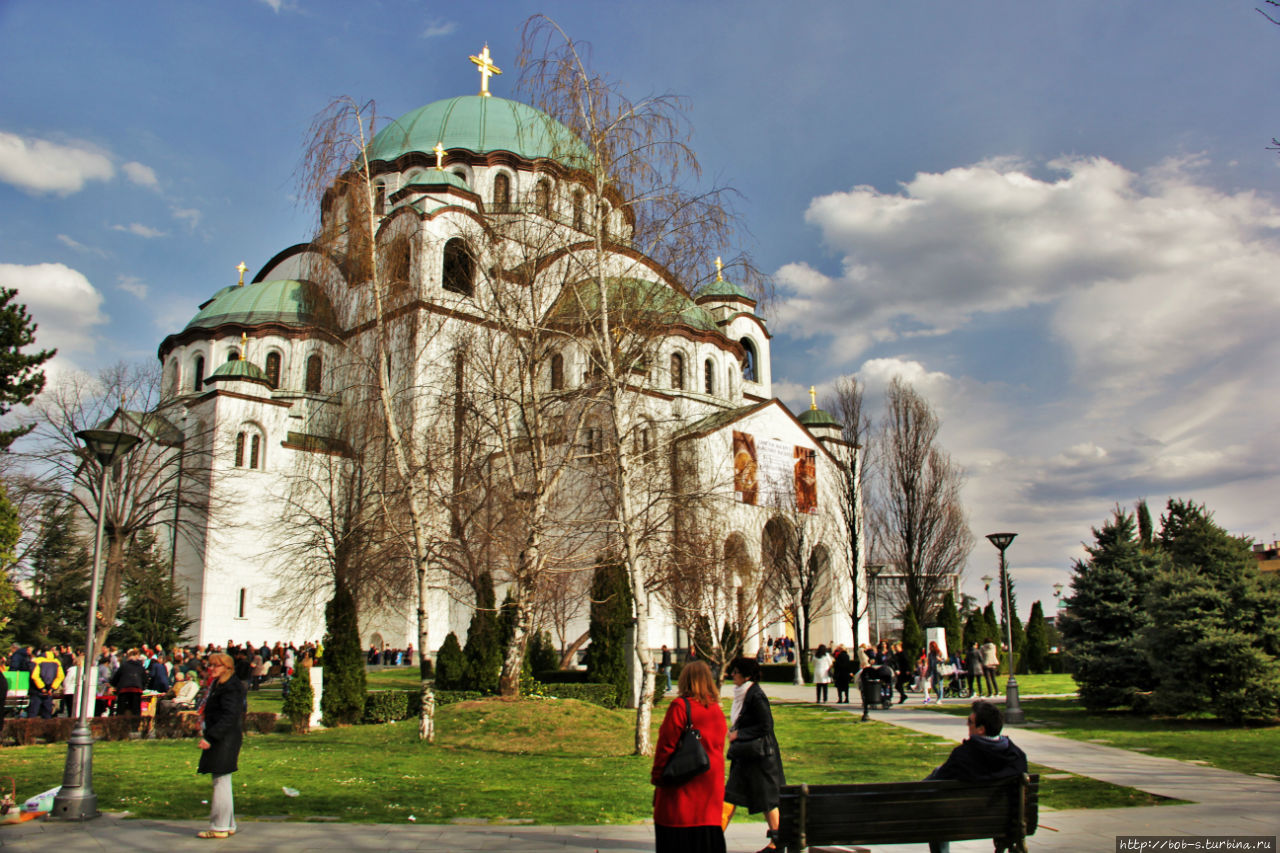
{"left": 925, "top": 697, "right": 1280, "bottom": 778}
{"left": 245, "top": 667, "right": 420, "bottom": 713}
{"left": 0, "top": 696, "right": 1173, "bottom": 824}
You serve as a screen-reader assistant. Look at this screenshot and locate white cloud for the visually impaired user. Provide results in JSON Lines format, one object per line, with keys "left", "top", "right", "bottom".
{"left": 422, "top": 20, "right": 457, "bottom": 38}
{"left": 0, "top": 263, "right": 106, "bottom": 359}
{"left": 122, "top": 160, "right": 158, "bottom": 188}
{"left": 56, "top": 234, "right": 109, "bottom": 258}
{"left": 171, "top": 207, "right": 202, "bottom": 230}
{"left": 117, "top": 275, "right": 148, "bottom": 300}
{"left": 111, "top": 223, "right": 166, "bottom": 238}
{"left": 0, "top": 131, "right": 114, "bottom": 195}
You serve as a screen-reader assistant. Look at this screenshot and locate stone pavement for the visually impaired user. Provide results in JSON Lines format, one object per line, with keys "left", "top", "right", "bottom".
{"left": 1, "top": 685, "right": 1277, "bottom": 851}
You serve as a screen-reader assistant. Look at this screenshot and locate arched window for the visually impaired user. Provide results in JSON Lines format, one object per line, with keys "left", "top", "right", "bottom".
{"left": 492, "top": 173, "right": 511, "bottom": 212}
{"left": 264, "top": 352, "right": 281, "bottom": 389}
{"left": 534, "top": 178, "right": 551, "bottom": 216}
{"left": 192, "top": 356, "right": 205, "bottom": 392}
{"left": 635, "top": 420, "right": 654, "bottom": 458}
{"left": 227, "top": 349, "right": 239, "bottom": 363}
{"left": 670, "top": 352, "right": 685, "bottom": 390}
{"left": 550, "top": 353, "right": 565, "bottom": 390}
{"left": 727, "top": 365, "right": 734, "bottom": 397}
{"left": 249, "top": 434, "right": 262, "bottom": 470}
{"left": 740, "top": 338, "right": 758, "bottom": 382}
{"left": 305, "top": 354, "right": 322, "bottom": 393}
{"left": 704, "top": 358, "right": 715, "bottom": 395}
{"left": 387, "top": 235, "right": 412, "bottom": 292}
{"left": 442, "top": 238, "right": 474, "bottom": 296}
{"left": 374, "top": 182, "right": 386, "bottom": 215}
{"left": 234, "top": 432, "right": 246, "bottom": 468}
{"left": 572, "top": 189, "right": 586, "bottom": 231}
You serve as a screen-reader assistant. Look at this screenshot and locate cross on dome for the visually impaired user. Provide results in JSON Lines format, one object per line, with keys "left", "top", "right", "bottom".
{"left": 433, "top": 141, "right": 445, "bottom": 170}
{"left": 715, "top": 256, "right": 724, "bottom": 282}
{"left": 809, "top": 386, "right": 818, "bottom": 410}
{"left": 469, "top": 44, "right": 502, "bottom": 97}
{"left": 236, "top": 261, "right": 247, "bottom": 287}
{"left": 239, "top": 332, "right": 247, "bottom": 361}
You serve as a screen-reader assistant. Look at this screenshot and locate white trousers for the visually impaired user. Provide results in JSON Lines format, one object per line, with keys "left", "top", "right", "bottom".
{"left": 210, "top": 773, "right": 237, "bottom": 832}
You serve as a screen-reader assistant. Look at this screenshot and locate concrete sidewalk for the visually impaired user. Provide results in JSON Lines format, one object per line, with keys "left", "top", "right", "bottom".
{"left": 2, "top": 686, "right": 1277, "bottom": 851}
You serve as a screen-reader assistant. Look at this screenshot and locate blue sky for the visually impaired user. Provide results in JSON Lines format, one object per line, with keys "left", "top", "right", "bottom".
{"left": 2, "top": 1, "right": 1277, "bottom": 617}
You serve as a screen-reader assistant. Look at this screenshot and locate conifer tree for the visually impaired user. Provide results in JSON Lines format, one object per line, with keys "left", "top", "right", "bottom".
{"left": 1143, "top": 499, "right": 1280, "bottom": 723}
{"left": 527, "top": 629, "right": 559, "bottom": 674}
{"left": 937, "top": 590, "right": 962, "bottom": 657}
{"left": 108, "top": 530, "right": 192, "bottom": 650}
{"left": 900, "top": 603, "right": 924, "bottom": 659}
{"left": 0, "top": 287, "right": 56, "bottom": 450}
{"left": 320, "top": 575, "right": 366, "bottom": 725}
{"left": 962, "top": 609, "right": 983, "bottom": 650}
{"left": 1024, "top": 600, "right": 1050, "bottom": 674}
{"left": 0, "top": 484, "right": 20, "bottom": 636}
{"left": 1058, "top": 509, "right": 1159, "bottom": 710}
{"left": 587, "top": 560, "right": 631, "bottom": 706}
{"left": 11, "top": 497, "right": 90, "bottom": 647}
{"left": 461, "top": 572, "right": 501, "bottom": 694}
{"left": 981, "top": 602, "right": 1000, "bottom": 651}
{"left": 1136, "top": 499, "right": 1154, "bottom": 550}
{"left": 434, "top": 632, "right": 466, "bottom": 691}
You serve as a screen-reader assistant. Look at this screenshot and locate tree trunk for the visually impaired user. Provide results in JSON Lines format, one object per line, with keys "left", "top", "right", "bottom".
{"left": 94, "top": 533, "right": 127, "bottom": 649}
{"left": 558, "top": 630, "right": 590, "bottom": 670}
{"left": 416, "top": 570, "right": 435, "bottom": 743}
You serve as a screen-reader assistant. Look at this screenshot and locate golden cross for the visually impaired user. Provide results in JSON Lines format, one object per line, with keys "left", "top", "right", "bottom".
{"left": 236, "top": 261, "right": 247, "bottom": 286}
{"left": 239, "top": 332, "right": 247, "bottom": 361}
{"left": 433, "top": 141, "right": 445, "bottom": 170}
{"left": 809, "top": 386, "right": 818, "bottom": 411}
{"left": 469, "top": 44, "right": 502, "bottom": 97}
{"left": 715, "top": 256, "right": 723, "bottom": 282}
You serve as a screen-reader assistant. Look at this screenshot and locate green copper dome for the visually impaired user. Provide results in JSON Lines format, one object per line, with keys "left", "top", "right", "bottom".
{"left": 403, "top": 168, "right": 472, "bottom": 191}
{"left": 551, "top": 278, "right": 719, "bottom": 333}
{"left": 367, "top": 96, "right": 590, "bottom": 166}
{"left": 186, "top": 279, "right": 334, "bottom": 332}
{"left": 207, "top": 358, "right": 270, "bottom": 386}
{"left": 798, "top": 407, "right": 841, "bottom": 428}
{"left": 697, "top": 276, "right": 751, "bottom": 302}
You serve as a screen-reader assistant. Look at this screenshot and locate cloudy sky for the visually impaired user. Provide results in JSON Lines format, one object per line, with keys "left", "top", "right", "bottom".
{"left": 2, "top": 1, "right": 1277, "bottom": 617}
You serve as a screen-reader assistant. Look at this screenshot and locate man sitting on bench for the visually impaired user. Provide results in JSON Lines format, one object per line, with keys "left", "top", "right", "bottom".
{"left": 923, "top": 700, "right": 1028, "bottom": 853}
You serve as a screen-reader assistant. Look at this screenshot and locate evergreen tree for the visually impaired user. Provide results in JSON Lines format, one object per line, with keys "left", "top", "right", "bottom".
{"left": 1136, "top": 499, "right": 1154, "bottom": 550}
{"left": 1143, "top": 499, "right": 1280, "bottom": 723}
{"left": 587, "top": 560, "right": 632, "bottom": 706}
{"left": 962, "top": 609, "right": 983, "bottom": 650}
{"left": 11, "top": 498, "right": 90, "bottom": 648}
{"left": 1024, "top": 600, "right": 1050, "bottom": 674}
{"left": 0, "top": 484, "right": 20, "bottom": 638}
{"left": 900, "top": 604, "right": 924, "bottom": 660}
{"left": 434, "top": 632, "right": 466, "bottom": 691}
{"left": 527, "top": 629, "right": 560, "bottom": 674}
{"left": 320, "top": 575, "right": 366, "bottom": 726}
{"left": 1009, "top": 607, "right": 1027, "bottom": 675}
{"left": 461, "top": 572, "right": 501, "bottom": 694}
{"left": 108, "top": 531, "right": 193, "bottom": 650}
{"left": 1058, "top": 510, "right": 1159, "bottom": 710}
{"left": 937, "top": 591, "right": 962, "bottom": 658}
{"left": 981, "top": 602, "right": 1000, "bottom": 652}
{"left": 0, "top": 287, "right": 56, "bottom": 450}
{"left": 282, "top": 659, "right": 315, "bottom": 733}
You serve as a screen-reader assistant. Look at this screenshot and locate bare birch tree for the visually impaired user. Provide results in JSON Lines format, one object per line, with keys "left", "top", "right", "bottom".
{"left": 826, "top": 375, "right": 871, "bottom": 642}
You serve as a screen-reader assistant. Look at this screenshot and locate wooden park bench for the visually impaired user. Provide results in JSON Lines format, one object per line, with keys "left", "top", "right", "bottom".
{"left": 776, "top": 773, "right": 1039, "bottom": 853}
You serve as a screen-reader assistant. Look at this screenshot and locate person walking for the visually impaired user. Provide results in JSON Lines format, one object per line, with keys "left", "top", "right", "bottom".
{"left": 811, "top": 645, "right": 832, "bottom": 703}
{"left": 197, "top": 653, "right": 245, "bottom": 839}
{"left": 660, "top": 644, "right": 673, "bottom": 696}
{"left": 980, "top": 637, "right": 1000, "bottom": 697}
{"left": 926, "top": 640, "right": 945, "bottom": 704}
{"left": 723, "top": 657, "right": 786, "bottom": 853}
{"left": 650, "top": 660, "right": 727, "bottom": 853}
{"left": 831, "top": 645, "right": 853, "bottom": 704}
{"left": 892, "top": 641, "right": 911, "bottom": 704}
{"left": 965, "top": 641, "right": 984, "bottom": 697}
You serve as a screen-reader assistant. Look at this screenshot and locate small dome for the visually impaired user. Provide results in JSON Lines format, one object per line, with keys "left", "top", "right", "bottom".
{"left": 206, "top": 359, "right": 270, "bottom": 387}
{"left": 551, "top": 277, "right": 719, "bottom": 333}
{"left": 696, "top": 276, "right": 752, "bottom": 302}
{"left": 367, "top": 96, "right": 590, "bottom": 166}
{"left": 185, "top": 279, "right": 334, "bottom": 332}
{"left": 403, "top": 168, "right": 472, "bottom": 191}
{"left": 799, "top": 407, "right": 841, "bottom": 429}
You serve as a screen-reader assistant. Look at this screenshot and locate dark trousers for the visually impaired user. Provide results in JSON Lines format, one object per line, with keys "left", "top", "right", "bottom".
{"left": 27, "top": 691, "right": 54, "bottom": 719}
{"left": 116, "top": 691, "right": 142, "bottom": 716}
{"left": 967, "top": 671, "right": 981, "bottom": 695}
{"left": 983, "top": 666, "right": 999, "bottom": 696}
{"left": 815, "top": 683, "right": 828, "bottom": 702}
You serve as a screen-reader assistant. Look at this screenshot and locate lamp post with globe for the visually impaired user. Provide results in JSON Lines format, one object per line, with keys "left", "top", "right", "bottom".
{"left": 985, "top": 532, "right": 1024, "bottom": 724}
{"left": 51, "top": 428, "right": 141, "bottom": 821}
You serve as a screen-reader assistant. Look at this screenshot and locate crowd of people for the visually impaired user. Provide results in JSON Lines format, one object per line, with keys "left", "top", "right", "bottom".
{"left": 801, "top": 637, "right": 1006, "bottom": 706}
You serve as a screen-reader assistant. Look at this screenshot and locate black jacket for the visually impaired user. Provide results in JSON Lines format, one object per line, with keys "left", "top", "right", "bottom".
{"left": 111, "top": 659, "right": 148, "bottom": 691}
{"left": 927, "top": 735, "right": 1027, "bottom": 782}
{"left": 198, "top": 676, "right": 246, "bottom": 776}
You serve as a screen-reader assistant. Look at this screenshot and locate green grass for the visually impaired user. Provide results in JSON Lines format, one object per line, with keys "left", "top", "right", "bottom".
{"left": 245, "top": 667, "right": 421, "bottom": 713}
{"left": 925, "top": 697, "right": 1280, "bottom": 778}
{"left": 1002, "top": 673, "right": 1076, "bottom": 695}
{"left": 0, "top": 697, "right": 1173, "bottom": 824}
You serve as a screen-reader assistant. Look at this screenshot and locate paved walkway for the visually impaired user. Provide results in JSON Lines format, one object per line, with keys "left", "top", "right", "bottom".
{"left": 2, "top": 686, "right": 1277, "bottom": 851}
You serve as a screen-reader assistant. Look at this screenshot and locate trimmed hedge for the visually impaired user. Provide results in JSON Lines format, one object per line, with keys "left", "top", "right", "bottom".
{"left": 360, "top": 680, "right": 618, "bottom": 724}
{"left": 759, "top": 663, "right": 811, "bottom": 683}
{"left": 535, "top": 669, "right": 590, "bottom": 684}
{"left": 535, "top": 682, "right": 618, "bottom": 708}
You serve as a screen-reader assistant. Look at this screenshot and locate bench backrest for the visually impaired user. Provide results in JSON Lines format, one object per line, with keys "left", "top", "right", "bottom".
{"left": 778, "top": 774, "right": 1038, "bottom": 850}
{"left": 4, "top": 670, "right": 31, "bottom": 694}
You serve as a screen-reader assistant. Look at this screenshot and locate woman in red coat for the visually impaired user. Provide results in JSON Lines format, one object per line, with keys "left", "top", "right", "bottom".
{"left": 650, "top": 660, "right": 728, "bottom": 853}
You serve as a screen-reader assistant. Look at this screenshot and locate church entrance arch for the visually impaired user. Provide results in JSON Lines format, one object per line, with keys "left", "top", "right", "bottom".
{"left": 761, "top": 516, "right": 797, "bottom": 642}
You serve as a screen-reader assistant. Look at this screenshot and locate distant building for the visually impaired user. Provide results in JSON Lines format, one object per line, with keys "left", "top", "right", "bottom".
{"left": 1253, "top": 541, "right": 1280, "bottom": 575}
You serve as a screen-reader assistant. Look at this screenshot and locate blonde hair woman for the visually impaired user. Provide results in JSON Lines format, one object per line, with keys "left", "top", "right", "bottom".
{"left": 196, "top": 652, "right": 245, "bottom": 839}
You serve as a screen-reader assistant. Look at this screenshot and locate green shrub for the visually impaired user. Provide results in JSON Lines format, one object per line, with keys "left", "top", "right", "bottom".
{"left": 320, "top": 577, "right": 366, "bottom": 726}
{"left": 462, "top": 572, "right": 501, "bottom": 693}
{"left": 435, "top": 632, "right": 466, "bottom": 690}
{"left": 434, "top": 689, "right": 485, "bottom": 706}
{"left": 536, "top": 682, "right": 618, "bottom": 708}
{"left": 527, "top": 630, "right": 560, "bottom": 674}
{"left": 282, "top": 666, "right": 315, "bottom": 733}
{"left": 246, "top": 711, "right": 279, "bottom": 734}
{"left": 536, "top": 669, "right": 589, "bottom": 683}
{"left": 588, "top": 560, "right": 631, "bottom": 706}
{"left": 363, "top": 690, "right": 410, "bottom": 723}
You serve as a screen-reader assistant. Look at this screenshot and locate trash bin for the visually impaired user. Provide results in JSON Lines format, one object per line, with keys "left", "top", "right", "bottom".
{"left": 858, "top": 667, "right": 886, "bottom": 720}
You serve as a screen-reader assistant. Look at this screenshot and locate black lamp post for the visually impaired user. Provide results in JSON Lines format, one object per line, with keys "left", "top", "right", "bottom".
{"left": 985, "top": 532, "right": 1024, "bottom": 725}
{"left": 981, "top": 574, "right": 993, "bottom": 605}
{"left": 867, "top": 564, "right": 883, "bottom": 644}
{"left": 51, "top": 428, "right": 141, "bottom": 821}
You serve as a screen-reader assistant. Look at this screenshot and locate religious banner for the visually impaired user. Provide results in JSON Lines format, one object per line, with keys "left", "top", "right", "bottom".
{"left": 734, "top": 430, "right": 817, "bottom": 512}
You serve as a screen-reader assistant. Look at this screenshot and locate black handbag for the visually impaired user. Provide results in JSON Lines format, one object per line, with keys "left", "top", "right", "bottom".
{"left": 659, "top": 697, "right": 711, "bottom": 786}
{"left": 727, "top": 736, "right": 768, "bottom": 761}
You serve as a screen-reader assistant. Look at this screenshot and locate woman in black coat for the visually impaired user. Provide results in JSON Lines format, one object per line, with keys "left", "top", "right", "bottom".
{"left": 196, "top": 653, "right": 245, "bottom": 839}
{"left": 831, "top": 646, "right": 853, "bottom": 704}
{"left": 723, "top": 657, "right": 786, "bottom": 853}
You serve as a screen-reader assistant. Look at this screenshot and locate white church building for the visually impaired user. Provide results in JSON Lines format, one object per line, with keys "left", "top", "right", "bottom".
{"left": 150, "top": 52, "right": 867, "bottom": 659}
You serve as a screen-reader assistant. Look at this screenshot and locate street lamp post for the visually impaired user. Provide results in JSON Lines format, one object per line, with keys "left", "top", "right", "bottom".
{"left": 51, "top": 428, "right": 141, "bottom": 821}
{"left": 985, "top": 532, "right": 1024, "bottom": 725}
{"left": 866, "top": 564, "right": 882, "bottom": 644}
{"left": 981, "top": 574, "right": 993, "bottom": 605}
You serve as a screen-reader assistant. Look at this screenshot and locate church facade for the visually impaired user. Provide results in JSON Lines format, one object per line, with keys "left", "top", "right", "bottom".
{"left": 152, "top": 55, "right": 867, "bottom": 659}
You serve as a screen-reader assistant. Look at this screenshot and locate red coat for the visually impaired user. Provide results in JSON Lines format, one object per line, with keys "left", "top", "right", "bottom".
{"left": 651, "top": 696, "right": 727, "bottom": 827}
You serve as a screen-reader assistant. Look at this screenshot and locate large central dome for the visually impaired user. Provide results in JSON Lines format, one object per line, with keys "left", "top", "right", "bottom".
{"left": 366, "top": 95, "right": 589, "bottom": 166}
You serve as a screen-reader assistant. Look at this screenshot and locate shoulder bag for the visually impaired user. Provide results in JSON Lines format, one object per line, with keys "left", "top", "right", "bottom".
{"left": 659, "top": 697, "right": 711, "bottom": 786}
